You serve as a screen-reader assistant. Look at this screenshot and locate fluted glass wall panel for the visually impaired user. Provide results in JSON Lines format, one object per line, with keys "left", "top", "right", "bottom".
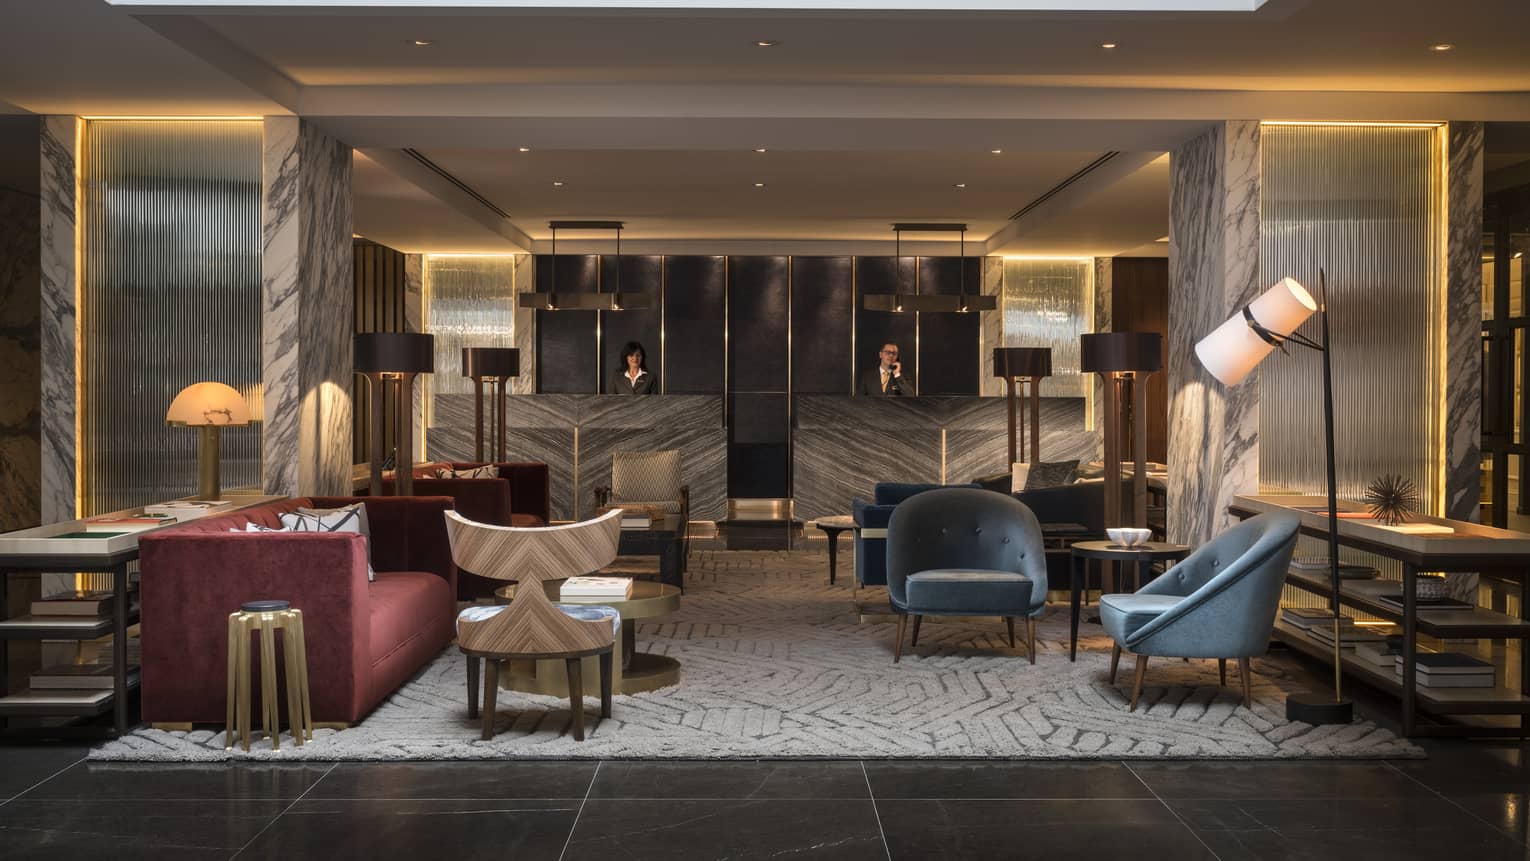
{"left": 1001, "top": 258, "right": 1093, "bottom": 397}
{"left": 423, "top": 255, "right": 517, "bottom": 426}
{"left": 79, "top": 119, "right": 262, "bottom": 515}
{"left": 1258, "top": 123, "right": 1444, "bottom": 514}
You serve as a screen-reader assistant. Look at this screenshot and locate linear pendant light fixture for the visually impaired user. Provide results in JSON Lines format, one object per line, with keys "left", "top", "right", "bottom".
{"left": 862, "top": 222, "right": 998, "bottom": 314}
{"left": 518, "top": 220, "right": 652, "bottom": 311}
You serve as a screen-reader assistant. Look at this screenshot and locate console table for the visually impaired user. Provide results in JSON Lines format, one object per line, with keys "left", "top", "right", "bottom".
{"left": 1228, "top": 494, "right": 1530, "bottom": 738}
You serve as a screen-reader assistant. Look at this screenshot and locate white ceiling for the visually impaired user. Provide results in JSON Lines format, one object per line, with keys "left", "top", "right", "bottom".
{"left": 4, "top": 1, "right": 1530, "bottom": 254}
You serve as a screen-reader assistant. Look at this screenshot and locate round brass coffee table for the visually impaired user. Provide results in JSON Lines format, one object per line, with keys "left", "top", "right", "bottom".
{"left": 494, "top": 580, "right": 682, "bottom": 695}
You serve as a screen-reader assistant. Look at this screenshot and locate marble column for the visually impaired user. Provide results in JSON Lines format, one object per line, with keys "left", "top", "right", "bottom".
{"left": 1091, "top": 256, "right": 1113, "bottom": 448}
{"left": 979, "top": 255, "right": 1004, "bottom": 397}
{"left": 1166, "top": 121, "right": 1262, "bottom": 546}
{"left": 38, "top": 116, "right": 77, "bottom": 525}
{"left": 262, "top": 117, "right": 354, "bottom": 497}
{"left": 1445, "top": 122, "right": 1485, "bottom": 602}
{"left": 0, "top": 118, "right": 41, "bottom": 533}
{"left": 511, "top": 253, "right": 536, "bottom": 395}
{"left": 405, "top": 253, "right": 425, "bottom": 461}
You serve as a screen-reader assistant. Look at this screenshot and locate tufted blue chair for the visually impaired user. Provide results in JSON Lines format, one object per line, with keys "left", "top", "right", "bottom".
{"left": 1099, "top": 512, "right": 1300, "bottom": 711}
{"left": 885, "top": 487, "right": 1048, "bottom": 664}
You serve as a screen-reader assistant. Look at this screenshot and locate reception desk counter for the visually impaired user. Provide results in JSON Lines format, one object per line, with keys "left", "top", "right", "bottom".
{"left": 428, "top": 394, "right": 725, "bottom": 521}
{"left": 792, "top": 395, "right": 1095, "bottom": 521}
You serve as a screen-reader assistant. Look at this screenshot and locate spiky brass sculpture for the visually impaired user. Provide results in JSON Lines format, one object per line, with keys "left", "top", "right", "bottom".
{"left": 1364, "top": 473, "right": 1419, "bottom": 526}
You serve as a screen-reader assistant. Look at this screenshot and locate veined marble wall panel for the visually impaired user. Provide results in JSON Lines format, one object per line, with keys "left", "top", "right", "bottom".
{"left": 405, "top": 253, "right": 424, "bottom": 461}
{"left": 1167, "top": 120, "right": 1262, "bottom": 546}
{"left": 38, "top": 116, "right": 76, "bottom": 524}
{"left": 1091, "top": 257, "right": 1113, "bottom": 450}
{"left": 1001, "top": 258, "right": 1093, "bottom": 399}
{"left": 794, "top": 428, "right": 943, "bottom": 520}
{"left": 0, "top": 180, "right": 40, "bottom": 532}
{"left": 1445, "top": 123, "right": 1484, "bottom": 528}
{"left": 980, "top": 256, "right": 1004, "bottom": 397}
{"left": 263, "top": 117, "right": 353, "bottom": 497}
{"left": 512, "top": 253, "right": 536, "bottom": 395}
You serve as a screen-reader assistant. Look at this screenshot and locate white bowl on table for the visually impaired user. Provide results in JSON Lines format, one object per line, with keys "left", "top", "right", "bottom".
{"left": 1106, "top": 527, "right": 1152, "bottom": 548}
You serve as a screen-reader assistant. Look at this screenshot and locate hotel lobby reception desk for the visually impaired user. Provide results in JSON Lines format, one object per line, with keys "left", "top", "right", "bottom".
{"left": 792, "top": 396, "right": 1095, "bottom": 521}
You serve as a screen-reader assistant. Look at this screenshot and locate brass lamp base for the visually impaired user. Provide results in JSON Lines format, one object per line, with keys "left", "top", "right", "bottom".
{"left": 198, "top": 425, "right": 222, "bottom": 500}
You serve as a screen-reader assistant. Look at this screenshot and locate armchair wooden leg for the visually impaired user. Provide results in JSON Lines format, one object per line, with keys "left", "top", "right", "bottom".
{"left": 466, "top": 655, "right": 480, "bottom": 719}
{"left": 1239, "top": 657, "right": 1252, "bottom": 708}
{"left": 481, "top": 659, "right": 500, "bottom": 741}
{"left": 1109, "top": 644, "right": 1122, "bottom": 684}
{"left": 910, "top": 615, "right": 923, "bottom": 646}
{"left": 1026, "top": 617, "right": 1036, "bottom": 666}
{"left": 599, "top": 650, "right": 613, "bottom": 719}
{"left": 1218, "top": 658, "right": 1227, "bottom": 687}
{"left": 566, "top": 657, "right": 585, "bottom": 741}
{"left": 1129, "top": 655, "right": 1149, "bottom": 712}
{"left": 1005, "top": 617, "right": 1016, "bottom": 649}
{"left": 893, "top": 615, "right": 907, "bottom": 663}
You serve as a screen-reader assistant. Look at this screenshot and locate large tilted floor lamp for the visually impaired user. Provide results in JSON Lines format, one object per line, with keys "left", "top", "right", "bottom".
{"left": 463, "top": 347, "right": 520, "bottom": 463}
{"left": 993, "top": 347, "right": 1052, "bottom": 467}
{"left": 1080, "top": 332, "right": 1163, "bottom": 529}
{"left": 355, "top": 332, "right": 435, "bottom": 497}
{"left": 1195, "top": 273, "right": 1352, "bottom": 726}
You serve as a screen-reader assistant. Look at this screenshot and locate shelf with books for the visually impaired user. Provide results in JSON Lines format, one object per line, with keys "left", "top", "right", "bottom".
{"left": 1285, "top": 567, "right": 1530, "bottom": 638}
{"left": 0, "top": 675, "right": 142, "bottom": 718}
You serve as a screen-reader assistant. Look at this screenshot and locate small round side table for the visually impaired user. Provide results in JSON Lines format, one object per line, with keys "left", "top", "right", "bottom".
{"left": 1068, "top": 540, "right": 1190, "bottom": 662}
{"left": 813, "top": 516, "right": 858, "bottom": 585}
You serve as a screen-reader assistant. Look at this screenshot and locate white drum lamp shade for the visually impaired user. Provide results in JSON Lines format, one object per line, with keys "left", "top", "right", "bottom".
{"left": 1193, "top": 277, "right": 1318, "bottom": 386}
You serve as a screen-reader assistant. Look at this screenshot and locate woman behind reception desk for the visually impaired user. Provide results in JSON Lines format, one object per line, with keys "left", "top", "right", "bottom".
{"left": 611, "top": 340, "right": 658, "bottom": 394}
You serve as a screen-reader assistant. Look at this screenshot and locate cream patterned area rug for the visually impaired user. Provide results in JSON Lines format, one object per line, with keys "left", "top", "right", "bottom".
{"left": 93, "top": 549, "right": 1420, "bottom": 761}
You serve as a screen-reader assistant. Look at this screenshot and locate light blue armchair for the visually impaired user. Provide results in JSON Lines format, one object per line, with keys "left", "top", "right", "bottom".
{"left": 1100, "top": 513, "right": 1300, "bottom": 711}
{"left": 886, "top": 487, "right": 1049, "bottom": 664}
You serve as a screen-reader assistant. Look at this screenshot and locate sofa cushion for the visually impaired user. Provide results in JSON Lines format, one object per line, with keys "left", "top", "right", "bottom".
{"left": 368, "top": 571, "right": 453, "bottom": 670}
{"left": 1024, "top": 459, "right": 1079, "bottom": 490}
{"left": 456, "top": 602, "right": 621, "bottom": 637}
{"left": 1100, "top": 593, "right": 1184, "bottom": 644}
{"left": 904, "top": 568, "right": 1037, "bottom": 615}
{"left": 437, "top": 465, "right": 499, "bottom": 479}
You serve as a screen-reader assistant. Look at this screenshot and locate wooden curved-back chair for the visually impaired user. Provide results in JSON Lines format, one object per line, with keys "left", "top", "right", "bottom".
{"left": 444, "top": 508, "right": 623, "bottom": 740}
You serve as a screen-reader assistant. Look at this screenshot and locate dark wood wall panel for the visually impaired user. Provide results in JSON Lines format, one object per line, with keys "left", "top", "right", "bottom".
{"left": 855, "top": 256, "right": 918, "bottom": 392}
{"left": 662, "top": 256, "right": 726, "bottom": 394}
{"left": 917, "top": 256, "right": 982, "bottom": 396}
{"left": 1111, "top": 256, "right": 1170, "bottom": 463}
{"left": 727, "top": 257, "right": 790, "bottom": 498}
{"left": 599, "top": 254, "right": 663, "bottom": 391}
{"left": 353, "top": 238, "right": 408, "bottom": 464}
{"left": 536, "top": 254, "right": 599, "bottom": 393}
{"left": 790, "top": 256, "right": 854, "bottom": 395}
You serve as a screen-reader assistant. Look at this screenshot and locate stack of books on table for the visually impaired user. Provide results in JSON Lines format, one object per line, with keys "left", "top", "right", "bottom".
{"left": 82, "top": 514, "right": 176, "bottom": 534}
{"left": 1308, "top": 621, "right": 1390, "bottom": 649}
{"left": 1393, "top": 652, "right": 1496, "bottom": 688}
{"left": 142, "top": 499, "right": 237, "bottom": 522}
{"left": 1374, "top": 592, "right": 1477, "bottom": 613}
{"left": 1280, "top": 607, "right": 1352, "bottom": 630}
{"left": 29, "top": 662, "right": 138, "bottom": 691}
{"left": 30, "top": 589, "right": 130, "bottom": 618}
{"left": 1289, "top": 557, "right": 1380, "bottom": 580}
{"left": 1354, "top": 640, "right": 1400, "bottom": 670}
{"left": 560, "top": 576, "right": 635, "bottom": 599}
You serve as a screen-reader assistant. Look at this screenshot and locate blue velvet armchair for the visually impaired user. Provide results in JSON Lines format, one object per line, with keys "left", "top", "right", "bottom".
{"left": 885, "top": 487, "right": 1048, "bottom": 663}
{"left": 1100, "top": 513, "right": 1300, "bottom": 711}
{"left": 852, "top": 482, "right": 977, "bottom": 588}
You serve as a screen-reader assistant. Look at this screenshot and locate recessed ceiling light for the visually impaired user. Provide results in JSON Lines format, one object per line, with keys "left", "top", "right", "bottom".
{"left": 1101, "top": 42, "right": 1118, "bottom": 49}
{"left": 753, "top": 182, "right": 766, "bottom": 188}
{"left": 753, "top": 147, "right": 768, "bottom": 153}
{"left": 411, "top": 39, "right": 433, "bottom": 46}
{"left": 990, "top": 149, "right": 1003, "bottom": 154}
{"left": 1430, "top": 43, "right": 1454, "bottom": 52}
{"left": 754, "top": 40, "right": 778, "bottom": 47}
{"left": 518, "top": 146, "right": 531, "bottom": 153}
{"left": 552, "top": 181, "right": 564, "bottom": 187}
{"left": 953, "top": 182, "right": 967, "bottom": 189}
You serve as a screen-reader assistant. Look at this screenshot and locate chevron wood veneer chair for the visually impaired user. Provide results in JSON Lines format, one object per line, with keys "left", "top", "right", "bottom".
{"left": 444, "top": 509, "right": 624, "bottom": 741}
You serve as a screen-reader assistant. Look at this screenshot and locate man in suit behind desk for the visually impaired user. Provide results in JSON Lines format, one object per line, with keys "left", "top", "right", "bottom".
{"left": 858, "top": 342, "right": 917, "bottom": 396}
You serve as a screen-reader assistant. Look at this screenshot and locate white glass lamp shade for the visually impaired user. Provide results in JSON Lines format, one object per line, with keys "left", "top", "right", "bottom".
{"left": 1194, "top": 277, "right": 1318, "bottom": 386}
{"left": 166, "top": 382, "right": 252, "bottom": 427}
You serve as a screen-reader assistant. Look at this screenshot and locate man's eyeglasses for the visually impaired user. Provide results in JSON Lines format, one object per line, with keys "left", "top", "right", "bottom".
{"left": 880, "top": 350, "right": 899, "bottom": 357}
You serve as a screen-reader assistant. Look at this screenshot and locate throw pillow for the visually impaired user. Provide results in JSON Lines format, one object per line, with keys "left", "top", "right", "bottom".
{"left": 281, "top": 504, "right": 376, "bottom": 581}
{"left": 1024, "top": 459, "right": 1080, "bottom": 490}
{"left": 435, "top": 465, "right": 499, "bottom": 479}
{"left": 233, "top": 524, "right": 291, "bottom": 533}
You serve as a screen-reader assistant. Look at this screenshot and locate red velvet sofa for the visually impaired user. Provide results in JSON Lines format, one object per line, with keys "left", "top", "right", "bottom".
{"left": 137, "top": 495, "right": 458, "bottom": 726}
{"left": 383, "top": 461, "right": 551, "bottom": 599}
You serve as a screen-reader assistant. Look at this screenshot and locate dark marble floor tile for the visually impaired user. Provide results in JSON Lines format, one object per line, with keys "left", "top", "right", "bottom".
{"left": 304, "top": 761, "right": 597, "bottom": 800}
{"left": 1445, "top": 793, "right": 1530, "bottom": 845}
{"left": 1128, "top": 761, "right": 1436, "bottom": 800}
{"left": 562, "top": 799, "right": 886, "bottom": 861}
{"left": 865, "top": 760, "right": 1152, "bottom": 800}
{"left": 1390, "top": 744, "right": 1530, "bottom": 793}
{"left": 876, "top": 799, "right": 1215, "bottom": 860}
{"left": 237, "top": 799, "right": 579, "bottom": 861}
{"left": 0, "top": 799, "right": 284, "bottom": 861}
{"left": 19, "top": 761, "right": 332, "bottom": 801}
{"left": 0, "top": 744, "right": 88, "bottom": 798}
{"left": 590, "top": 760, "right": 870, "bottom": 799}
{"left": 1194, "top": 822, "right": 1529, "bottom": 861}
{"left": 1168, "top": 796, "right": 1504, "bottom": 834}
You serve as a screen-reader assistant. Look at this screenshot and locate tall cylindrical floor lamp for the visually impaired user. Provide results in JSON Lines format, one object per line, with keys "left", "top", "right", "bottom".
{"left": 993, "top": 347, "right": 1052, "bottom": 467}
{"left": 1080, "top": 332, "right": 1162, "bottom": 530}
{"left": 463, "top": 347, "right": 520, "bottom": 463}
{"left": 355, "top": 332, "right": 435, "bottom": 497}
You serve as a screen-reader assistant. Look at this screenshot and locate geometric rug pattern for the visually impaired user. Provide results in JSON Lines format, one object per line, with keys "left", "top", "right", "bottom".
{"left": 92, "top": 549, "right": 1421, "bottom": 761}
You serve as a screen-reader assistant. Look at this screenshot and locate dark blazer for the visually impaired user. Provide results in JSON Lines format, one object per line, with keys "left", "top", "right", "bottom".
{"left": 858, "top": 367, "right": 917, "bottom": 397}
{"left": 610, "top": 369, "right": 658, "bottom": 394}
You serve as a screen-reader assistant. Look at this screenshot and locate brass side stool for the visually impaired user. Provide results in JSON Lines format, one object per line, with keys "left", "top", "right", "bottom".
{"left": 225, "top": 600, "right": 313, "bottom": 751}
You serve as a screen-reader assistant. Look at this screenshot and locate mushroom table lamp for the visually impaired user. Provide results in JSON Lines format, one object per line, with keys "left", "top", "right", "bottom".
{"left": 166, "top": 381, "right": 253, "bottom": 501}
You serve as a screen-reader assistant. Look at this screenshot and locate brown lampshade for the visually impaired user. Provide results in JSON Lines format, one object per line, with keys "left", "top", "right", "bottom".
{"left": 1080, "top": 332, "right": 1162, "bottom": 374}
{"left": 992, "top": 347, "right": 1052, "bottom": 378}
{"left": 355, "top": 332, "right": 434, "bottom": 374}
{"left": 462, "top": 346, "right": 520, "bottom": 379}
